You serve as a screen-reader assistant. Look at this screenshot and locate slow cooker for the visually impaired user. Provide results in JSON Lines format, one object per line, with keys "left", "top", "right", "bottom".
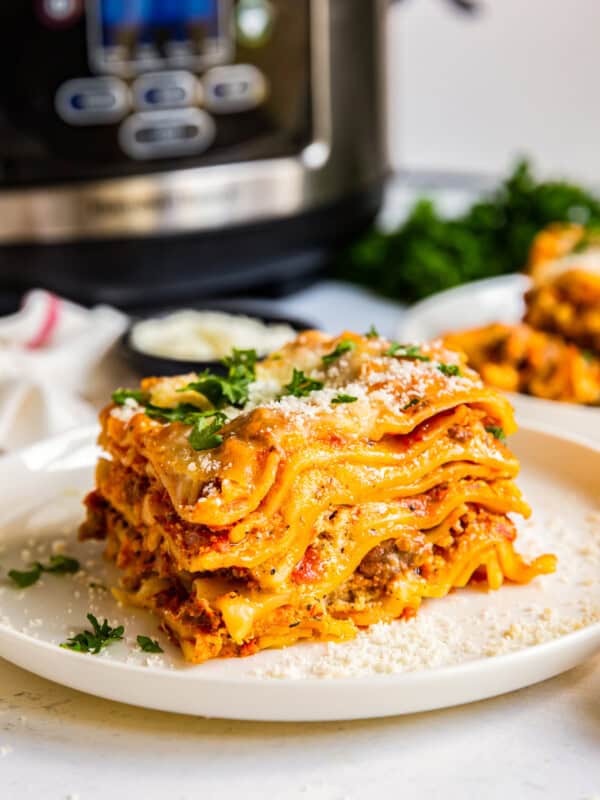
{"left": 0, "top": 1, "right": 388, "bottom": 308}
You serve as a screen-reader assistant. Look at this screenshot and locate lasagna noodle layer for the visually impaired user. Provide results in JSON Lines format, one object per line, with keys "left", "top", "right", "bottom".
{"left": 96, "top": 499, "right": 554, "bottom": 662}
{"left": 94, "top": 408, "right": 521, "bottom": 577}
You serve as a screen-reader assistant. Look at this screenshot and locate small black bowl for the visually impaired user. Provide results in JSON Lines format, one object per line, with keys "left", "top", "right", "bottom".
{"left": 120, "top": 299, "right": 316, "bottom": 378}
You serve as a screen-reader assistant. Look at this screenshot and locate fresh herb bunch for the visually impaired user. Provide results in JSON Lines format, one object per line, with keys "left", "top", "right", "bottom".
{"left": 338, "top": 161, "right": 600, "bottom": 302}
{"left": 61, "top": 614, "right": 124, "bottom": 655}
{"left": 8, "top": 554, "right": 80, "bottom": 588}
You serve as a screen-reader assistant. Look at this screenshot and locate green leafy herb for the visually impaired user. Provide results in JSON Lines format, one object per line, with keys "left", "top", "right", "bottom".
{"left": 8, "top": 554, "right": 80, "bottom": 588}
{"left": 337, "top": 160, "right": 600, "bottom": 302}
{"left": 582, "top": 349, "right": 597, "bottom": 363}
{"left": 179, "top": 372, "right": 243, "bottom": 408}
{"left": 223, "top": 348, "right": 258, "bottom": 377}
{"left": 572, "top": 227, "right": 600, "bottom": 253}
{"left": 485, "top": 426, "right": 506, "bottom": 441}
{"left": 322, "top": 340, "right": 356, "bottom": 367}
{"left": 179, "top": 348, "right": 258, "bottom": 409}
{"left": 331, "top": 394, "right": 358, "bottom": 404}
{"left": 44, "top": 554, "right": 80, "bottom": 574}
{"left": 188, "top": 412, "right": 228, "bottom": 450}
{"left": 402, "top": 397, "right": 421, "bottom": 411}
{"left": 143, "top": 402, "right": 205, "bottom": 424}
{"left": 283, "top": 369, "right": 324, "bottom": 398}
{"left": 386, "top": 342, "right": 431, "bottom": 361}
{"left": 137, "top": 635, "right": 164, "bottom": 653}
{"left": 112, "top": 388, "right": 148, "bottom": 405}
{"left": 365, "top": 325, "right": 379, "bottom": 339}
{"left": 437, "top": 363, "right": 461, "bottom": 377}
{"left": 60, "top": 614, "right": 124, "bottom": 655}
{"left": 8, "top": 565, "right": 42, "bottom": 588}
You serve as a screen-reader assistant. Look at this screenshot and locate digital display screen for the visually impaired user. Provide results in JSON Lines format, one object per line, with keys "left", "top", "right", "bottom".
{"left": 100, "top": 0, "right": 220, "bottom": 41}
{"left": 89, "top": 0, "right": 231, "bottom": 74}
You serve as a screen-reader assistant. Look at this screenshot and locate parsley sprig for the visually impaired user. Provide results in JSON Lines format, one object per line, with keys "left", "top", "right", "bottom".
{"left": 178, "top": 348, "right": 257, "bottom": 409}
{"left": 111, "top": 388, "right": 147, "bottom": 405}
{"left": 8, "top": 554, "right": 80, "bottom": 589}
{"left": 437, "top": 363, "right": 461, "bottom": 377}
{"left": 188, "top": 412, "right": 228, "bottom": 450}
{"left": 283, "top": 369, "right": 324, "bottom": 398}
{"left": 322, "top": 340, "right": 356, "bottom": 367}
{"left": 365, "top": 325, "right": 379, "bottom": 339}
{"left": 61, "top": 614, "right": 124, "bottom": 655}
{"left": 386, "top": 342, "right": 431, "bottom": 361}
{"left": 137, "top": 635, "right": 164, "bottom": 653}
{"left": 331, "top": 394, "right": 358, "bottom": 404}
{"left": 111, "top": 350, "right": 258, "bottom": 451}
{"left": 485, "top": 425, "right": 506, "bottom": 441}
{"left": 402, "top": 397, "right": 421, "bottom": 411}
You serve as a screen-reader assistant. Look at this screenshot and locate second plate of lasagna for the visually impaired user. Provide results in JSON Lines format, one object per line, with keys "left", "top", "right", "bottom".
{"left": 0, "top": 330, "right": 598, "bottom": 721}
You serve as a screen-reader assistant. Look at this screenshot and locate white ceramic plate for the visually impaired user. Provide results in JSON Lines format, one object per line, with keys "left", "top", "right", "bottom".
{"left": 398, "top": 274, "right": 600, "bottom": 444}
{"left": 0, "top": 425, "right": 598, "bottom": 722}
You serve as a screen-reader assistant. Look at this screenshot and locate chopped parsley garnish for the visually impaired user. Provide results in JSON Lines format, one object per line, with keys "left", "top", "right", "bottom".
{"left": 485, "top": 426, "right": 506, "bottom": 441}
{"left": 582, "top": 349, "right": 597, "bottom": 363}
{"left": 112, "top": 388, "right": 148, "bottom": 405}
{"left": 331, "top": 394, "right": 358, "bottom": 404}
{"left": 112, "top": 351, "right": 254, "bottom": 451}
{"left": 144, "top": 403, "right": 210, "bottom": 424}
{"left": 365, "top": 325, "right": 379, "bottom": 339}
{"left": 386, "top": 342, "right": 431, "bottom": 361}
{"left": 8, "top": 554, "right": 80, "bottom": 589}
{"left": 137, "top": 635, "right": 164, "bottom": 653}
{"left": 437, "top": 363, "right": 461, "bottom": 377}
{"left": 179, "top": 349, "right": 257, "bottom": 409}
{"left": 322, "top": 340, "right": 356, "bottom": 367}
{"left": 402, "top": 397, "right": 421, "bottom": 411}
{"left": 283, "top": 369, "right": 324, "bottom": 398}
{"left": 60, "top": 614, "right": 124, "bottom": 655}
{"left": 8, "top": 566, "right": 41, "bottom": 588}
{"left": 188, "top": 411, "right": 228, "bottom": 450}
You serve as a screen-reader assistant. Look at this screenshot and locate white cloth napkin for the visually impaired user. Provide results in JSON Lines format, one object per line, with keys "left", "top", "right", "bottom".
{"left": 0, "top": 290, "right": 130, "bottom": 452}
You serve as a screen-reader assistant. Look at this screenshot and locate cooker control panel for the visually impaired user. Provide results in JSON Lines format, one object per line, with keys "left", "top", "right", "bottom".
{"left": 0, "top": 0, "right": 311, "bottom": 185}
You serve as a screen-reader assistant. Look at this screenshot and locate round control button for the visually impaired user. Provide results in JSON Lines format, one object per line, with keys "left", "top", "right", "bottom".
{"left": 119, "top": 109, "right": 216, "bottom": 160}
{"left": 202, "top": 64, "right": 267, "bottom": 114}
{"left": 132, "top": 72, "right": 200, "bottom": 111}
{"left": 55, "top": 77, "right": 130, "bottom": 126}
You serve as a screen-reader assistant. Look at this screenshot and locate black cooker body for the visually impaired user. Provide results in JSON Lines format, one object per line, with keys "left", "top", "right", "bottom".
{"left": 0, "top": 0, "right": 387, "bottom": 308}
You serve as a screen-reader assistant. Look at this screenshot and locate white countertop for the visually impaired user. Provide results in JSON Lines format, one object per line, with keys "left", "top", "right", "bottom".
{"left": 1, "top": 281, "right": 599, "bottom": 800}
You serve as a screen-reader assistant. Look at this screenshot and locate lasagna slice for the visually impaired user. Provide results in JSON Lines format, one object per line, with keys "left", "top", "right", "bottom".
{"left": 524, "top": 222, "right": 600, "bottom": 353}
{"left": 81, "top": 330, "right": 556, "bottom": 663}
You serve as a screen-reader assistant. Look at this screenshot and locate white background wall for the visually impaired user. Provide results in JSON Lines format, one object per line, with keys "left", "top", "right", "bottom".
{"left": 387, "top": 0, "right": 600, "bottom": 184}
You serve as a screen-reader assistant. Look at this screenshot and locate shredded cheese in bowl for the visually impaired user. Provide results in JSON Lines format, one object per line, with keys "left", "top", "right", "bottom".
{"left": 130, "top": 310, "right": 297, "bottom": 362}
